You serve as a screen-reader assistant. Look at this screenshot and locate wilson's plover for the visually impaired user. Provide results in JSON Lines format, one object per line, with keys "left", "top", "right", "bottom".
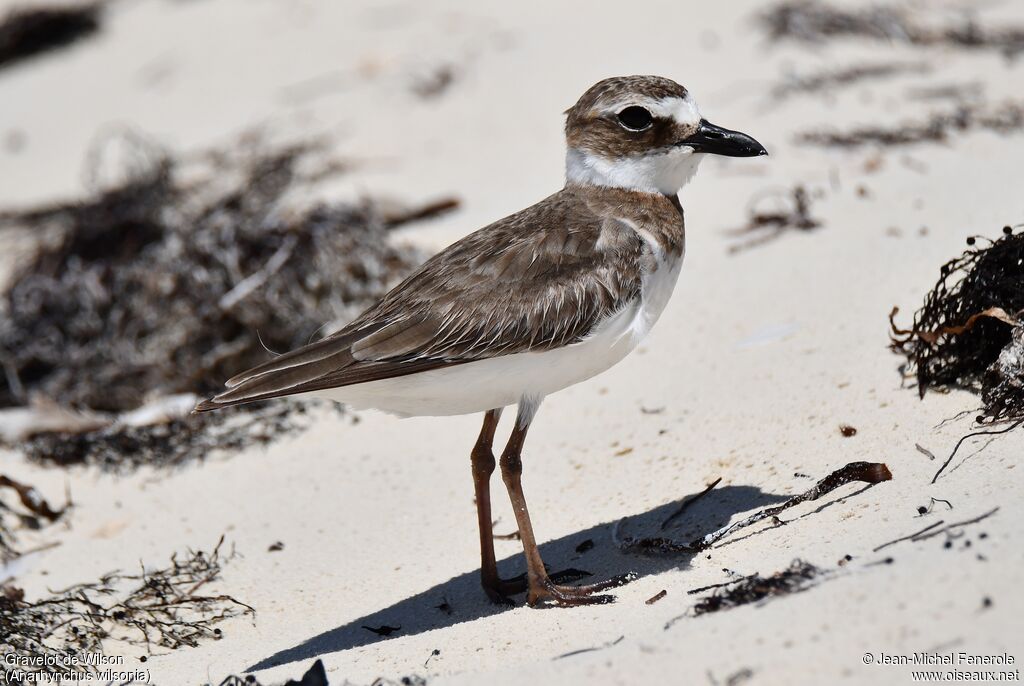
{"left": 197, "top": 75, "right": 767, "bottom": 606}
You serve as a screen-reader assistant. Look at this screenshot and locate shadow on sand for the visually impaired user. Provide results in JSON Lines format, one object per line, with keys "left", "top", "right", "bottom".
{"left": 248, "top": 484, "right": 787, "bottom": 672}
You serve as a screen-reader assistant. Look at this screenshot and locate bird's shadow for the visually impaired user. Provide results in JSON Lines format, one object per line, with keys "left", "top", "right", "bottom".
{"left": 248, "top": 484, "right": 787, "bottom": 673}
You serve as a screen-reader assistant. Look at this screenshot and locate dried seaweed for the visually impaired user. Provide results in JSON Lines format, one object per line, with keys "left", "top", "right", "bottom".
{"left": 19, "top": 400, "right": 331, "bottom": 471}
{"left": 553, "top": 635, "right": 624, "bottom": 660}
{"left": 617, "top": 462, "right": 892, "bottom": 554}
{"left": 689, "top": 560, "right": 821, "bottom": 616}
{"left": 0, "top": 3, "right": 102, "bottom": 70}
{"left": 799, "top": 101, "right": 1024, "bottom": 148}
{"left": 213, "top": 660, "right": 328, "bottom": 686}
{"left": 0, "top": 474, "right": 67, "bottom": 561}
{"left": 708, "top": 668, "right": 755, "bottom": 686}
{"left": 761, "top": 1, "right": 1024, "bottom": 58}
{"left": 0, "top": 130, "right": 453, "bottom": 469}
{"left": 890, "top": 227, "right": 1024, "bottom": 425}
{"left": 211, "top": 660, "right": 428, "bottom": 686}
{"left": 0, "top": 132, "right": 426, "bottom": 413}
{"left": 411, "top": 66, "right": 456, "bottom": 99}
{"left": 726, "top": 186, "right": 821, "bottom": 254}
{"left": 772, "top": 61, "right": 929, "bottom": 99}
{"left": 873, "top": 507, "right": 998, "bottom": 552}
{"left": 1, "top": 537, "right": 252, "bottom": 680}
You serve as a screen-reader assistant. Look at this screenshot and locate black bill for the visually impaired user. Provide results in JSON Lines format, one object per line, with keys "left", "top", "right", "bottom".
{"left": 679, "top": 119, "right": 767, "bottom": 157}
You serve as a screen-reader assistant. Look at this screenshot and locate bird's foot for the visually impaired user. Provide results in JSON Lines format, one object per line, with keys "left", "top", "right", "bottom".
{"left": 483, "top": 568, "right": 597, "bottom": 605}
{"left": 526, "top": 572, "right": 636, "bottom": 607}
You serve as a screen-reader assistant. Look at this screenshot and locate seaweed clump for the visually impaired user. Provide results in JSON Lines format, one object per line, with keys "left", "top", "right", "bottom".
{"left": 891, "top": 226, "right": 1024, "bottom": 423}
{"left": 799, "top": 101, "right": 1024, "bottom": 149}
{"left": 772, "top": 61, "right": 929, "bottom": 100}
{"left": 0, "top": 130, "right": 454, "bottom": 469}
{"left": 20, "top": 399, "right": 315, "bottom": 471}
{"left": 0, "top": 3, "right": 102, "bottom": 70}
{"left": 692, "top": 560, "right": 821, "bottom": 616}
{"left": 761, "top": 1, "right": 1024, "bottom": 58}
{"left": 0, "top": 132, "right": 423, "bottom": 413}
{"left": 1, "top": 537, "right": 252, "bottom": 681}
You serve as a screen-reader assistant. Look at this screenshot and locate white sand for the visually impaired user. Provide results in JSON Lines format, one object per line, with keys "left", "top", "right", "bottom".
{"left": 1, "top": 1, "right": 1022, "bottom": 684}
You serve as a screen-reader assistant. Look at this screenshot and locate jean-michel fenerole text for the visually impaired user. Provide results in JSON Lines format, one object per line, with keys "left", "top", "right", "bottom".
{"left": 874, "top": 653, "right": 1016, "bottom": 666}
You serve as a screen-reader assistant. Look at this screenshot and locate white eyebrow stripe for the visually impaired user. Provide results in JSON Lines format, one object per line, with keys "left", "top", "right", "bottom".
{"left": 600, "top": 94, "right": 702, "bottom": 127}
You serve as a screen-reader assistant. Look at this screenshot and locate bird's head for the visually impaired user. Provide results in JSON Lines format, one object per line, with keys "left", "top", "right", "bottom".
{"left": 564, "top": 75, "right": 766, "bottom": 196}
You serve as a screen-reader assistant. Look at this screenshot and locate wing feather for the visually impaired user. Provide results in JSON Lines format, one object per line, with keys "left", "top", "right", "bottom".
{"left": 195, "top": 189, "right": 647, "bottom": 412}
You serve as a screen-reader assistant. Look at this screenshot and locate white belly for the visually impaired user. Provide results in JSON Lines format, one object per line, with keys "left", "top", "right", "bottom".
{"left": 317, "top": 256, "right": 683, "bottom": 417}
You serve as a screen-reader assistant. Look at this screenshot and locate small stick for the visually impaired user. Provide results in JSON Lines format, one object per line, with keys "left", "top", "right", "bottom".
{"left": 932, "top": 420, "right": 1023, "bottom": 483}
{"left": 661, "top": 478, "right": 723, "bottom": 530}
{"left": 218, "top": 235, "right": 297, "bottom": 310}
{"left": 912, "top": 508, "right": 999, "bottom": 542}
{"left": 687, "top": 575, "right": 757, "bottom": 595}
{"left": 0, "top": 475, "right": 65, "bottom": 520}
{"left": 873, "top": 520, "right": 945, "bottom": 552}
{"left": 645, "top": 590, "right": 668, "bottom": 605}
{"left": 553, "top": 635, "right": 624, "bottom": 660}
{"left": 873, "top": 508, "right": 998, "bottom": 552}
{"left": 383, "top": 197, "right": 460, "bottom": 228}
{"left": 493, "top": 531, "right": 520, "bottom": 541}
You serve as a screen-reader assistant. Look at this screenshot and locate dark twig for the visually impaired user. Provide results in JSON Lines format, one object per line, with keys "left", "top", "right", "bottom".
{"left": 645, "top": 590, "right": 668, "bottom": 605}
{"left": 661, "top": 478, "right": 722, "bottom": 530}
{"left": 873, "top": 520, "right": 945, "bottom": 552}
{"left": 873, "top": 508, "right": 998, "bottom": 552}
{"left": 912, "top": 508, "right": 999, "bottom": 542}
{"left": 553, "top": 635, "right": 624, "bottom": 660}
{"left": 687, "top": 575, "right": 757, "bottom": 596}
{"left": 931, "top": 419, "right": 1024, "bottom": 483}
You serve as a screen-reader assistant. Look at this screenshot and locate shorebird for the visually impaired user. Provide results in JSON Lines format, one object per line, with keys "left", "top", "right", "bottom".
{"left": 196, "top": 75, "right": 766, "bottom": 606}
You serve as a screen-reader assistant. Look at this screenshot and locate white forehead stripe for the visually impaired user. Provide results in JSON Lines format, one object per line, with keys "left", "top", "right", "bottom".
{"left": 663, "top": 94, "right": 701, "bottom": 127}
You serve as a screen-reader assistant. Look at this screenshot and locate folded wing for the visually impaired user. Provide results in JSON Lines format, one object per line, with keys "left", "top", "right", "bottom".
{"left": 195, "top": 191, "right": 645, "bottom": 411}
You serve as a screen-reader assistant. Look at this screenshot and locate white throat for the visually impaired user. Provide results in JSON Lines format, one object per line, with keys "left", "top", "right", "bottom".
{"left": 565, "top": 147, "right": 704, "bottom": 195}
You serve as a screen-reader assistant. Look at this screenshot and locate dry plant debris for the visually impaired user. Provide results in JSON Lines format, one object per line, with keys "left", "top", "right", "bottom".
{"left": 0, "top": 3, "right": 102, "bottom": 70}
{"left": 873, "top": 507, "right": 998, "bottom": 552}
{"left": 1, "top": 537, "right": 252, "bottom": 680}
{"left": 761, "top": 1, "right": 1024, "bottom": 57}
{"left": 213, "top": 660, "right": 428, "bottom": 686}
{"left": 890, "top": 227, "right": 1024, "bottom": 427}
{"left": 799, "top": 101, "right": 1024, "bottom": 148}
{"left": 20, "top": 400, "right": 326, "bottom": 471}
{"left": 213, "top": 659, "right": 328, "bottom": 686}
{"left": 690, "top": 560, "right": 821, "bottom": 616}
{"left": 0, "top": 132, "right": 424, "bottom": 413}
{"left": 0, "top": 130, "right": 454, "bottom": 470}
{"left": 553, "top": 635, "right": 624, "bottom": 661}
{"left": 772, "top": 61, "right": 929, "bottom": 99}
{"left": 0, "top": 474, "right": 67, "bottom": 561}
{"left": 726, "top": 186, "right": 821, "bottom": 254}
{"left": 617, "top": 462, "right": 892, "bottom": 555}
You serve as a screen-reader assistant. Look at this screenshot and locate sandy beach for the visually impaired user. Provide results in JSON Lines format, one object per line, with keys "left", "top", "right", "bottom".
{"left": 1, "top": 1, "right": 1022, "bottom": 684}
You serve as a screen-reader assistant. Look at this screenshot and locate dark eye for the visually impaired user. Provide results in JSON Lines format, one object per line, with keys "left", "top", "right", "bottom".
{"left": 617, "top": 106, "right": 653, "bottom": 131}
